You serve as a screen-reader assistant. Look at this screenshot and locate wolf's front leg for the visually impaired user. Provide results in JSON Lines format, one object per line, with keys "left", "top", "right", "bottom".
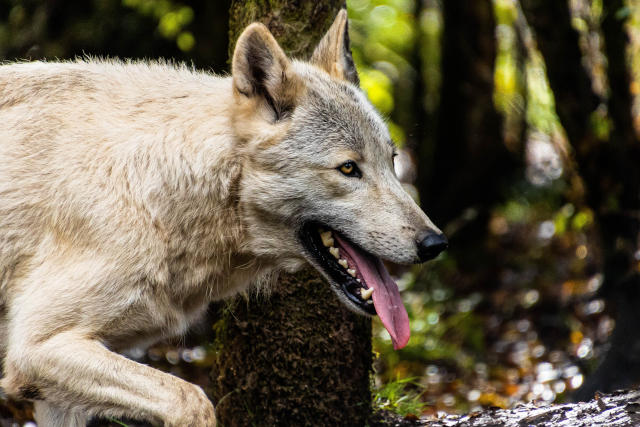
{"left": 2, "top": 331, "right": 215, "bottom": 426}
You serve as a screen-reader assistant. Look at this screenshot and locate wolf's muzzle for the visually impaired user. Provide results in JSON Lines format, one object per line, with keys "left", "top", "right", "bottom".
{"left": 417, "top": 231, "right": 448, "bottom": 262}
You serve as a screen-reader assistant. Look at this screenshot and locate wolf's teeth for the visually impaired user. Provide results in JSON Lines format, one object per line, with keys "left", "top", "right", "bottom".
{"left": 360, "top": 287, "right": 374, "bottom": 300}
{"left": 329, "top": 247, "right": 340, "bottom": 259}
{"left": 347, "top": 269, "right": 357, "bottom": 277}
{"left": 320, "top": 231, "right": 334, "bottom": 247}
{"left": 338, "top": 259, "right": 348, "bottom": 269}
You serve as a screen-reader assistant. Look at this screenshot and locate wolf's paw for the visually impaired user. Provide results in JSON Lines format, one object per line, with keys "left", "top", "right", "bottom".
{"left": 166, "top": 384, "right": 216, "bottom": 427}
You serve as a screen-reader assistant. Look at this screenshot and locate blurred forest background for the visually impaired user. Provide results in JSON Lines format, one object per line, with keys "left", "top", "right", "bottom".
{"left": 1, "top": 0, "right": 639, "bottom": 421}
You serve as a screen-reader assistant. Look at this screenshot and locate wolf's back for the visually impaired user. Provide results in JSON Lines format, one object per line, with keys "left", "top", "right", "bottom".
{"left": 0, "top": 60, "right": 236, "bottom": 298}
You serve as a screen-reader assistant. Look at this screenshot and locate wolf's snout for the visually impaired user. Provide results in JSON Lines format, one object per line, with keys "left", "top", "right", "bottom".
{"left": 416, "top": 231, "right": 448, "bottom": 262}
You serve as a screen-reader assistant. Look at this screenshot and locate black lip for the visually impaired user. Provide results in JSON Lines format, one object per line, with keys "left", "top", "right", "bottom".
{"left": 299, "top": 221, "right": 376, "bottom": 315}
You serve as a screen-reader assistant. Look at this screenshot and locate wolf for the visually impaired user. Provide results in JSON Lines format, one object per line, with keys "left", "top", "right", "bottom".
{"left": 0, "top": 9, "right": 447, "bottom": 426}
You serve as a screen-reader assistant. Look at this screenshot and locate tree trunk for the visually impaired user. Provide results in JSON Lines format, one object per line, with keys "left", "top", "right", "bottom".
{"left": 209, "top": 2, "right": 373, "bottom": 426}
{"left": 415, "top": 0, "right": 522, "bottom": 290}
{"left": 418, "top": 0, "right": 514, "bottom": 225}
{"left": 520, "top": 0, "right": 640, "bottom": 400}
{"left": 209, "top": 270, "right": 372, "bottom": 426}
{"left": 227, "top": 0, "right": 346, "bottom": 60}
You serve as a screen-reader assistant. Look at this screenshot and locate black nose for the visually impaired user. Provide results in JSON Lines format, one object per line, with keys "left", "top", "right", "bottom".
{"left": 417, "top": 232, "right": 448, "bottom": 262}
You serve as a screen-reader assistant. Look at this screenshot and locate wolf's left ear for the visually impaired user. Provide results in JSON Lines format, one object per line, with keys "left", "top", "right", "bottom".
{"left": 232, "top": 23, "right": 300, "bottom": 120}
{"left": 311, "top": 9, "right": 359, "bottom": 85}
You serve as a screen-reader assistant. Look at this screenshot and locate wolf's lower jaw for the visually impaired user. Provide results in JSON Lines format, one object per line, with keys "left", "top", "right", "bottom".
{"left": 299, "top": 221, "right": 376, "bottom": 315}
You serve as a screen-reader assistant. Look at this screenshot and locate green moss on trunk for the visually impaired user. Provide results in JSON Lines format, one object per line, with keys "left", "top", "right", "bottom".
{"left": 210, "top": 269, "right": 372, "bottom": 426}
{"left": 211, "top": 3, "right": 373, "bottom": 426}
{"left": 228, "top": 0, "right": 344, "bottom": 60}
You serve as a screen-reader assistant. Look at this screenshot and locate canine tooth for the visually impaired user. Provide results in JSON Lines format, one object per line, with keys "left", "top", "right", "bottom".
{"left": 347, "top": 268, "right": 356, "bottom": 277}
{"left": 320, "top": 231, "right": 333, "bottom": 247}
{"left": 338, "top": 259, "right": 348, "bottom": 269}
{"left": 329, "top": 247, "right": 340, "bottom": 258}
{"left": 360, "top": 287, "right": 374, "bottom": 300}
{"left": 356, "top": 279, "right": 361, "bottom": 283}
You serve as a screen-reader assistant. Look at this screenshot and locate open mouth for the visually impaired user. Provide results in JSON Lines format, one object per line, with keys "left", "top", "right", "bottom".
{"left": 299, "top": 221, "right": 410, "bottom": 349}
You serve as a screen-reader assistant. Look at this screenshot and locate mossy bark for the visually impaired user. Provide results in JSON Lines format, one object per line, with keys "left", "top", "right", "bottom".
{"left": 210, "top": 270, "right": 372, "bottom": 426}
{"left": 227, "top": 0, "right": 344, "bottom": 60}
{"left": 210, "top": 3, "right": 373, "bottom": 426}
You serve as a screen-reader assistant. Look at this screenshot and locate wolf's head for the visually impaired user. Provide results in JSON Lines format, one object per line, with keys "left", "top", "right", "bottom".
{"left": 231, "top": 10, "right": 447, "bottom": 349}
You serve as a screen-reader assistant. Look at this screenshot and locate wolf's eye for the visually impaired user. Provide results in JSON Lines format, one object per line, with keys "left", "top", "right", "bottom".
{"left": 338, "top": 161, "right": 361, "bottom": 178}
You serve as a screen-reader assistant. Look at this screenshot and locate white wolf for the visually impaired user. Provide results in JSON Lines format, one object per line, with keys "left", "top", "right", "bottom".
{"left": 0, "top": 10, "right": 447, "bottom": 426}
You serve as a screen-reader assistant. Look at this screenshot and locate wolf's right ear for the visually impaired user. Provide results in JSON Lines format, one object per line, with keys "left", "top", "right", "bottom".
{"left": 311, "top": 9, "right": 359, "bottom": 85}
{"left": 232, "top": 23, "right": 300, "bottom": 121}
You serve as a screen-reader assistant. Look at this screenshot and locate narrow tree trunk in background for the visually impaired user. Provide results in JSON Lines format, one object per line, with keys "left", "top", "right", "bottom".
{"left": 420, "top": 0, "right": 505, "bottom": 222}
{"left": 405, "top": 0, "right": 425, "bottom": 169}
{"left": 209, "top": 2, "right": 373, "bottom": 426}
{"left": 417, "top": 0, "right": 520, "bottom": 285}
{"left": 521, "top": 0, "right": 640, "bottom": 400}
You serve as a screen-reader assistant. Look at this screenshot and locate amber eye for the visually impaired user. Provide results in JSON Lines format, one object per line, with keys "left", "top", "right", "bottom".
{"left": 340, "top": 163, "right": 354, "bottom": 174}
{"left": 337, "top": 161, "right": 361, "bottom": 178}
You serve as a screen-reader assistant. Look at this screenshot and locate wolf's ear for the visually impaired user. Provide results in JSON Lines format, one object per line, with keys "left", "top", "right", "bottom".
{"left": 232, "top": 23, "right": 300, "bottom": 120}
{"left": 311, "top": 9, "right": 359, "bottom": 85}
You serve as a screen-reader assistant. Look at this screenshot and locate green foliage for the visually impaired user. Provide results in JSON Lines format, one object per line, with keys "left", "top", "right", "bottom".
{"left": 348, "top": 0, "right": 418, "bottom": 146}
{"left": 372, "top": 376, "right": 427, "bottom": 416}
{"left": 493, "top": 0, "right": 566, "bottom": 141}
{"left": 418, "top": 5, "right": 442, "bottom": 113}
{"left": 615, "top": 6, "right": 632, "bottom": 20}
{"left": 122, "top": 0, "right": 195, "bottom": 51}
{"left": 359, "top": 68, "right": 395, "bottom": 115}
{"left": 106, "top": 418, "right": 130, "bottom": 427}
{"left": 525, "top": 53, "right": 564, "bottom": 136}
{"left": 494, "top": 0, "right": 520, "bottom": 115}
{"left": 589, "top": 107, "right": 613, "bottom": 140}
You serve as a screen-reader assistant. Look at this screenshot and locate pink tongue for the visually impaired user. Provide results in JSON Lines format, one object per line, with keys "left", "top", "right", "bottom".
{"left": 334, "top": 235, "right": 410, "bottom": 350}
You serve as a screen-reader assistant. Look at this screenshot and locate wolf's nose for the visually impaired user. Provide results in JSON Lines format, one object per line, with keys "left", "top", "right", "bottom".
{"left": 417, "top": 231, "right": 448, "bottom": 262}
